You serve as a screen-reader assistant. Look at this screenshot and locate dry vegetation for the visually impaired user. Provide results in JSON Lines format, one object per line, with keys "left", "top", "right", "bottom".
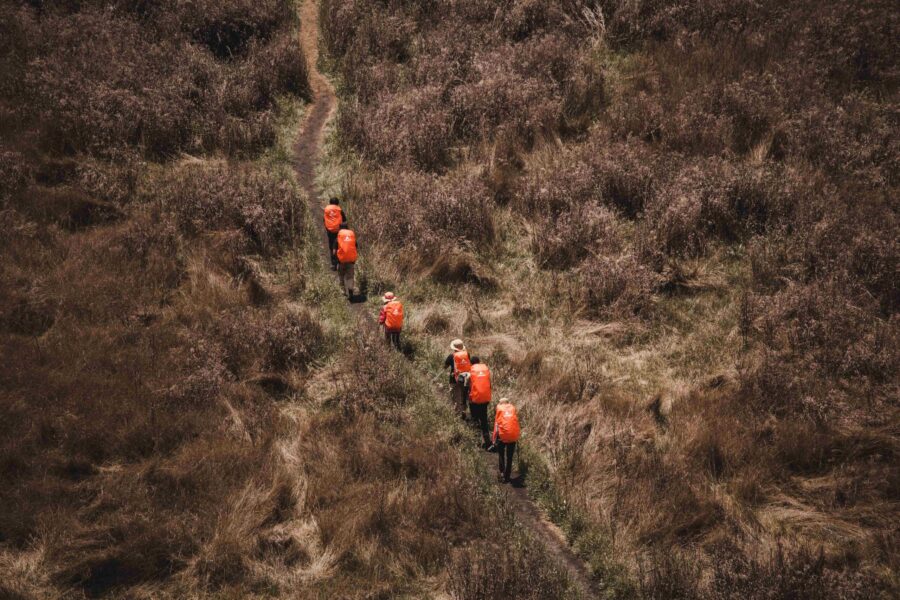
{"left": 0, "top": 1, "right": 315, "bottom": 596}
{"left": 1, "top": 1, "right": 580, "bottom": 597}
{"left": 320, "top": 0, "right": 899, "bottom": 597}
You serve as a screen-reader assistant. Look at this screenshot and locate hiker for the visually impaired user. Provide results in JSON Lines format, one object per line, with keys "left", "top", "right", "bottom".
{"left": 334, "top": 223, "right": 357, "bottom": 301}
{"left": 379, "top": 292, "right": 403, "bottom": 350}
{"left": 492, "top": 398, "right": 521, "bottom": 483}
{"left": 444, "top": 339, "right": 472, "bottom": 417}
{"left": 323, "top": 198, "right": 346, "bottom": 271}
{"left": 468, "top": 357, "right": 492, "bottom": 448}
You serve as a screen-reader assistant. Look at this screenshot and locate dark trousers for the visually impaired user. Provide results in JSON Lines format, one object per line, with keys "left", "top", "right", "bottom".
{"left": 385, "top": 330, "right": 401, "bottom": 350}
{"left": 497, "top": 441, "right": 516, "bottom": 481}
{"left": 326, "top": 231, "right": 338, "bottom": 267}
{"left": 469, "top": 402, "right": 490, "bottom": 445}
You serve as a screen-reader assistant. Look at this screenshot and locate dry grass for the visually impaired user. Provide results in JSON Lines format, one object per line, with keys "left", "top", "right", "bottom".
{"left": 0, "top": 1, "right": 321, "bottom": 596}
{"left": 320, "top": 0, "right": 899, "bottom": 596}
{"left": 1, "top": 2, "right": 587, "bottom": 596}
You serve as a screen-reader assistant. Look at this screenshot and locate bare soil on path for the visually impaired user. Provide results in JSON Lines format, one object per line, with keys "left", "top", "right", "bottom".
{"left": 292, "top": 2, "right": 601, "bottom": 596}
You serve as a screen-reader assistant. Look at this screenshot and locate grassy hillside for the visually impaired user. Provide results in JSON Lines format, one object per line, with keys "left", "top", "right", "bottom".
{"left": 0, "top": 1, "right": 589, "bottom": 597}
{"left": 0, "top": 1, "right": 318, "bottom": 596}
{"left": 319, "top": 0, "right": 898, "bottom": 597}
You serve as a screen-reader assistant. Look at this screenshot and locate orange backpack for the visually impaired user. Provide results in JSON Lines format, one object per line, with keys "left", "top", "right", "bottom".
{"left": 469, "top": 364, "right": 491, "bottom": 404}
{"left": 495, "top": 403, "right": 521, "bottom": 443}
{"left": 453, "top": 350, "right": 471, "bottom": 376}
{"left": 324, "top": 204, "right": 343, "bottom": 232}
{"left": 384, "top": 301, "right": 403, "bottom": 331}
{"left": 336, "top": 230, "right": 357, "bottom": 263}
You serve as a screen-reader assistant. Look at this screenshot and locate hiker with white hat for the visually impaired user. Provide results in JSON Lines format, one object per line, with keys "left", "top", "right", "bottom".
{"left": 444, "top": 339, "right": 472, "bottom": 418}
{"left": 378, "top": 292, "right": 403, "bottom": 350}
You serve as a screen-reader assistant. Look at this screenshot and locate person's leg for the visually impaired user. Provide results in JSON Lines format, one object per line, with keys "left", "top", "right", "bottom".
{"left": 497, "top": 440, "right": 506, "bottom": 476}
{"left": 474, "top": 404, "right": 490, "bottom": 446}
{"left": 393, "top": 332, "right": 401, "bottom": 350}
{"left": 339, "top": 263, "right": 354, "bottom": 298}
{"left": 337, "top": 263, "right": 347, "bottom": 294}
{"left": 327, "top": 232, "right": 337, "bottom": 267}
{"left": 504, "top": 442, "right": 516, "bottom": 481}
{"left": 470, "top": 403, "right": 482, "bottom": 442}
{"left": 454, "top": 380, "right": 465, "bottom": 417}
{"left": 346, "top": 263, "right": 355, "bottom": 297}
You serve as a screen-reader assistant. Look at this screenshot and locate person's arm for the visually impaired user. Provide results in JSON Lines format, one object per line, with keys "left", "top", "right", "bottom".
{"left": 492, "top": 411, "right": 499, "bottom": 444}
{"left": 445, "top": 354, "right": 455, "bottom": 384}
{"left": 378, "top": 307, "right": 386, "bottom": 325}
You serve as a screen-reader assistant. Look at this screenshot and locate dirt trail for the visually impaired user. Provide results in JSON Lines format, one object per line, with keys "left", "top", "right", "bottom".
{"left": 293, "top": 0, "right": 336, "bottom": 221}
{"left": 292, "top": 2, "right": 600, "bottom": 596}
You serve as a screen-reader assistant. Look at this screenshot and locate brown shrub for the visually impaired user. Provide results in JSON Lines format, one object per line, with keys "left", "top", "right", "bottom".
{"left": 155, "top": 163, "right": 302, "bottom": 256}
{"left": 424, "top": 250, "right": 498, "bottom": 288}
{"left": 170, "top": 0, "right": 294, "bottom": 59}
{"left": 707, "top": 542, "right": 878, "bottom": 600}
{"left": 579, "top": 253, "right": 661, "bottom": 319}
{"left": 323, "top": 0, "right": 603, "bottom": 172}
{"left": 421, "top": 312, "right": 451, "bottom": 335}
{"left": 639, "top": 159, "right": 798, "bottom": 264}
{"left": 533, "top": 204, "right": 623, "bottom": 269}
{"left": 744, "top": 279, "right": 899, "bottom": 416}
{"left": 26, "top": 10, "right": 199, "bottom": 157}
{"left": 639, "top": 540, "right": 880, "bottom": 600}
{"left": 449, "top": 67, "right": 564, "bottom": 150}
{"left": 18, "top": 1, "right": 308, "bottom": 160}
{"left": 515, "top": 139, "right": 660, "bottom": 219}
{"left": 353, "top": 169, "right": 496, "bottom": 256}
{"left": 262, "top": 306, "right": 325, "bottom": 372}
{"left": 22, "top": 186, "right": 124, "bottom": 230}
{"left": 0, "top": 150, "right": 32, "bottom": 204}
{"left": 448, "top": 537, "right": 573, "bottom": 599}
{"left": 515, "top": 158, "right": 601, "bottom": 217}
{"left": 340, "top": 86, "right": 453, "bottom": 170}
{"left": 598, "top": 0, "right": 780, "bottom": 47}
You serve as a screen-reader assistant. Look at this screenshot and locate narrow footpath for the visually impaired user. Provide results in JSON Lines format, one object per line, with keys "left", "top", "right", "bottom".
{"left": 292, "top": 1, "right": 601, "bottom": 596}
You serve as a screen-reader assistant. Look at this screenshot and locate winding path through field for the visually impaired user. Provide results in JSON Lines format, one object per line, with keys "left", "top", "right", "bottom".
{"left": 293, "top": 2, "right": 600, "bottom": 596}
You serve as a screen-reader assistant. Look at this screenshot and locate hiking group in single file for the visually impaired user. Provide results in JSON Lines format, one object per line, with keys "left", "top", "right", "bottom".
{"left": 324, "top": 198, "right": 522, "bottom": 483}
